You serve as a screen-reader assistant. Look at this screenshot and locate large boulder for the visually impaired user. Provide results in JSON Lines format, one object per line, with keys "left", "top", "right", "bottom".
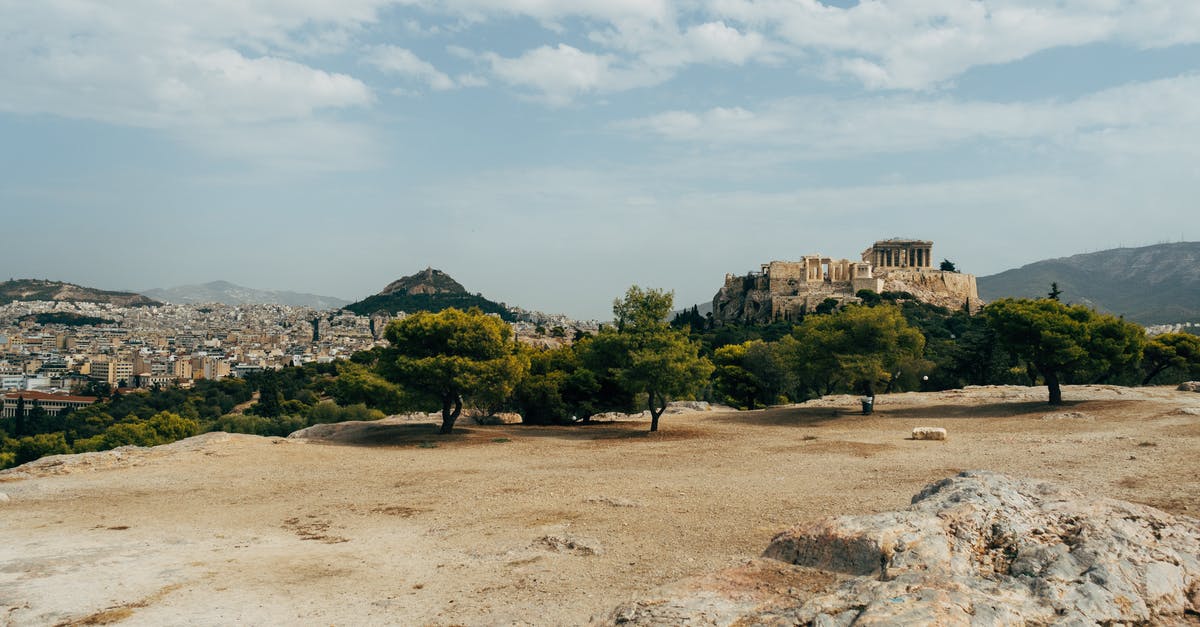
{"left": 1179, "top": 381, "right": 1200, "bottom": 392}
{"left": 609, "top": 471, "right": 1200, "bottom": 625}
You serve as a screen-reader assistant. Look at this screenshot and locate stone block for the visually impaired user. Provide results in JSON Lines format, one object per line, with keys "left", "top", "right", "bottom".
{"left": 911, "top": 427, "right": 946, "bottom": 441}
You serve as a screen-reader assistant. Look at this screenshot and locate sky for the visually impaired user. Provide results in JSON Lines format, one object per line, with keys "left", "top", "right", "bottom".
{"left": 2, "top": 0, "right": 1198, "bottom": 320}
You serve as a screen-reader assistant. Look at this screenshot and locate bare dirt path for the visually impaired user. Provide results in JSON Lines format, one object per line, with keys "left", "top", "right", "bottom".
{"left": 2, "top": 385, "right": 1198, "bottom": 626}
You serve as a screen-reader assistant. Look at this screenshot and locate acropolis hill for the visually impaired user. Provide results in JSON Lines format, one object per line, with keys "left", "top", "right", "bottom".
{"left": 713, "top": 239, "right": 980, "bottom": 324}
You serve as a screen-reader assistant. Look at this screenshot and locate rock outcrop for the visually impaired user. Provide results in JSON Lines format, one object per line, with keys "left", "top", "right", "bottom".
{"left": 609, "top": 471, "right": 1200, "bottom": 625}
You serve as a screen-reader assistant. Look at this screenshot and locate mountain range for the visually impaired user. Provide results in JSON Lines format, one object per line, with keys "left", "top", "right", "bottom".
{"left": 141, "top": 281, "right": 349, "bottom": 309}
{"left": 977, "top": 242, "right": 1200, "bottom": 325}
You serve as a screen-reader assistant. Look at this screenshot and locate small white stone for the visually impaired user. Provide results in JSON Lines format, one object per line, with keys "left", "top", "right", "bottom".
{"left": 912, "top": 427, "right": 947, "bottom": 441}
{"left": 0, "top": 492, "right": 10, "bottom": 504}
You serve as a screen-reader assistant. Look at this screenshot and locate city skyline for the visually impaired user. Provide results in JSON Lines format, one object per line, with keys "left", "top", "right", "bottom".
{"left": 3, "top": 1, "right": 1199, "bottom": 319}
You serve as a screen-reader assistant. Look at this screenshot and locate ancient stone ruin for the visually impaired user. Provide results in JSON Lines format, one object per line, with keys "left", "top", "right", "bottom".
{"left": 712, "top": 239, "right": 980, "bottom": 324}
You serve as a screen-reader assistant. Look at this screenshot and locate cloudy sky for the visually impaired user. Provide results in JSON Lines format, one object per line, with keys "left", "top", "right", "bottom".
{"left": 2, "top": 1, "right": 1198, "bottom": 319}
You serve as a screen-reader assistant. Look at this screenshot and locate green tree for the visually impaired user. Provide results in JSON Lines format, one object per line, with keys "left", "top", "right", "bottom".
{"left": 605, "top": 287, "right": 713, "bottom": 432}
{"left": 783, "top": 305, "right": 926, "bottom": 398}
{"left": 13, "top": 432, "right": 71, "bottom": 466}
{"left": 13, "top": 396, "right": 26, "bottom": 437}
{"left": 712, "top": 340, "right": 790, "bottom": 409}
{"left": 384, "top": 307, "right": 528, "bottom": 434}
{"left": 940, "top": 259, "right": 958, "bottom": 272}
{"left": 514, "top": 343, "right": 611, "bottom": 424}
{"left": 1142, "top": 332, "right": 1200, "bottom": 385}
{"left": 97, "top": 411, "right": 200, "bottom": 449}
{"left": 983, "top": 298, "right": 1145, "bottom": 404}
{"left": 1048, "top": 282, "right": 1063, "bottom": 301}
{"left": 329, "top": 361, "right": 406, "bottom": 414}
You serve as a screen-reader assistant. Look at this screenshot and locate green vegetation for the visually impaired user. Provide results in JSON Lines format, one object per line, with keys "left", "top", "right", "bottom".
{"left": 4, "top": 283, "right": 1192, "bottom": 469}
{"left": 382, "top": 307, "right": 528, "bottom": 433}
{"left": 983, "top": 298, "right": 1146, "bottom": 404}
{"left": 19, "top": 312, "right": 116, "bottom": 326}
{"left": 1142, "top": 332, "right": 1200, "bottom": 385}
{"left": 344, "top": 291, "right": 514, "bottom": 320}
{"left": 601, "top": 287, "right": 713, "bottom": 431}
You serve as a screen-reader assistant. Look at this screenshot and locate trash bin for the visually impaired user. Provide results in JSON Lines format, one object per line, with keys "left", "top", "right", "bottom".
{"left": 861, "top": 396, "right": 874, "bottom": 415}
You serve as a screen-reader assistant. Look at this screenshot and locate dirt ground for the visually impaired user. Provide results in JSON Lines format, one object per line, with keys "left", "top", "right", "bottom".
{"left": 2, "top": 385, "right": 1198, "bottom": 626}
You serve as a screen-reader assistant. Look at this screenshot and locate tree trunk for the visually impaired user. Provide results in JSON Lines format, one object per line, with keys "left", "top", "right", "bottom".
{"left": 440, "top": 394, "right": 463, "bottom": 434}
{"left": 1044, "top": 369, "right": 1063, "bottom": 405}
{"left": 648, "top": 391, "right": 667, "bottom": 432}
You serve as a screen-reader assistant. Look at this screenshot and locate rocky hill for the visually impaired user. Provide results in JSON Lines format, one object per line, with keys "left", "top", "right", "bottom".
{"left": 343, "top": 268, "right": 512, "bottom": 320}
{"left": 977, "top": 242, "right": 1200, "bottom": 324}
{"left": 142, "top": 280, "right": 348, "bottom": 309}
{"left": 0, "top": 279, "right": 159, "bottom": 307}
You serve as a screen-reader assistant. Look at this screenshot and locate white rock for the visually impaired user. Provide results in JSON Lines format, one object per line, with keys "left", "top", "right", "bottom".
{"left": 911, "top": 427, "right": 946, "bottom": 440}
{"left": 0, "top": 492, "right": 9, "bottom": 504}
{"left": 610, "top": 472, "right": 1200, "bottom": 626}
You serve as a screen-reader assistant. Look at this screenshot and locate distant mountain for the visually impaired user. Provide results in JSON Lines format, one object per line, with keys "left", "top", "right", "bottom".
{"left": 0, "top": 279, "right": 159, "bottom": 307}
{"left": 977, "top": 242, "right": 1200, "bottom": 324}
{"left": 343, "top": 268, "right": 513, "bottom": 320}
{"left": 142, "top": 281, "right": 349, "bottom": 309}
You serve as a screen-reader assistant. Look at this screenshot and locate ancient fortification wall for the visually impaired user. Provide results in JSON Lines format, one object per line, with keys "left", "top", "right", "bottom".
{"left": 712, "top": 239, "right": 979, "bottom": 325}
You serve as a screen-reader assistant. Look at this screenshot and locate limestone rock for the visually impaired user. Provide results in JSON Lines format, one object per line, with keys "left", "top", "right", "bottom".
{"left": 1178, "top": 381, "right": 1200, "bottom": 392}
{"left": 472, "top": 412, "right": 522, "bottom": 425}
{"left": 0, "top": 492, "right": 9, "bottom": 503}
{"left": 607, "top": 471, "right": 1200, "bottom": 625}
{"left": 910, "top": 427, "right": 946, "bottom": 440}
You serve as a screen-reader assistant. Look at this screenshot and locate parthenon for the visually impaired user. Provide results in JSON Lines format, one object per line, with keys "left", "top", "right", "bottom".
{"left": 863, "top": 239, "right": 934, "bottom": 269}
{"left": 712, "top": 238, "right": 978, "bottom": 324}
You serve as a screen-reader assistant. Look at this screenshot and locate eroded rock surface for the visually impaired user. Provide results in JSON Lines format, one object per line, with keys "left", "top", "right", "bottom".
{"left": 609, "top": 471, "right": 1200, "bottom": 626}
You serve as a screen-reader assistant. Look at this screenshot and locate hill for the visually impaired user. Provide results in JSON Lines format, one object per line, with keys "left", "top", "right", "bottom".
{"left": 142, "top": 281, "right": 349, "bottom": 309}
{"left": 977, "top": 242, "right": 1200, "bottom": 325}
{"left": 0, "top": 279, "right": 159, "bottom": 307}
{"left": 343, "top": 268, "right": 513, "bottom": 320}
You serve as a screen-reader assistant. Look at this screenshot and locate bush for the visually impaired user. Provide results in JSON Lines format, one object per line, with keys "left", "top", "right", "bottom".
{"left": 305, "top": 401, "right": 386, "bottom": 426}
{"left": 13, "top": 432, "right": 71, "bottom": 466}
{"left": 210, "top": 413, "right": 307, "bottom": 437}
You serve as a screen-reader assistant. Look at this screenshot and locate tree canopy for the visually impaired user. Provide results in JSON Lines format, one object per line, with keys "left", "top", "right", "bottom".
{"left": 1142, "top": 332, "right": 1200, "bottom": 385}
{"left": 983, "top": 298, "right": 1145, "bottom": 404}
{"left": 383, "top": 307, "right": 528, "bottom": 434}
{"left": 782, "top": 304, "right": 926, "bottom": 398}
{"left": 601, "top": 286, "right": 713, "bottom": 431}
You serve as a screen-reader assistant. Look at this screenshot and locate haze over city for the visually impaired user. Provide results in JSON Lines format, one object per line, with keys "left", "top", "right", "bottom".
{"left": 2, "top": 1, "right": 1199, "bottom": 319}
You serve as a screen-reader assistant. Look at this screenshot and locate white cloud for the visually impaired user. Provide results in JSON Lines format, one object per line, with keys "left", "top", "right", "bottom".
{"left": 481, "top": 19, "right": 772, "bottom": 104}
{"left": 709, "top": 0, "right": 1200, "bottom": 89}
{"left": 366, "top": 45, "right": 457, "bottom": 90}
{"left": 418, "top": 0, "right": 674, "bottom": 24}
{"left": 485, "top": 44, "right": 663, "bottom": 105}
{"left": 618, "top": 74, "right": 1200, "bottom": 159}
{"left": 683, "top": 21, "right": 766, "bottom": 65}
{"left": 0, "top": 0, "right": 383, "bottom": 165}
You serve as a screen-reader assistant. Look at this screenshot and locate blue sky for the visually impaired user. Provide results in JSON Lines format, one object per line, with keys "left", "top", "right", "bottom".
{"left": 2, "top": 0, "right": 1198, "bottom": 319}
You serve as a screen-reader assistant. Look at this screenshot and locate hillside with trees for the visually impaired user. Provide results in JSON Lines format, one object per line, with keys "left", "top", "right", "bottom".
{"left": 977, "top": 242, "right": 1200, "bottom": 324}
{"left": 343, "top": 268, "right": 513, "bottom": 320}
